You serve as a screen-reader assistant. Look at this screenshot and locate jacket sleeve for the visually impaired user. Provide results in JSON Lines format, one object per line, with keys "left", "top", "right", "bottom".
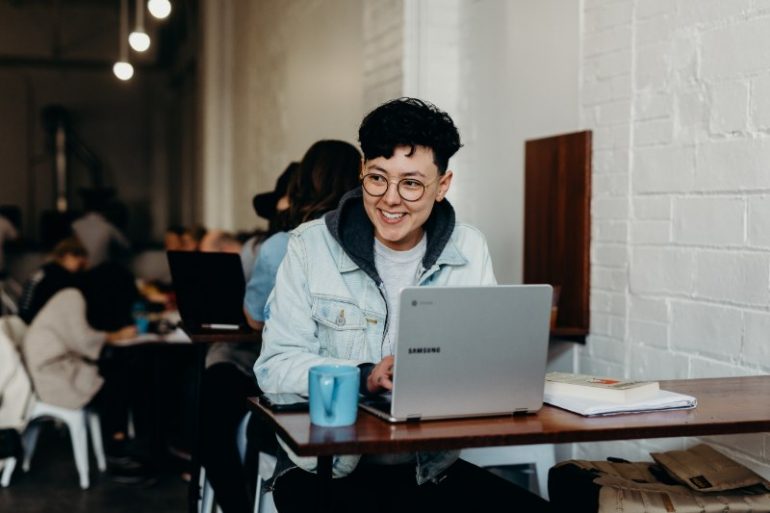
{"left": 57, "top": 290, "right": 106, "bottom": 360}
{"left": 244, "top": 232, "right": 289, "bottom": 322}
{"left": 253, "top": 234, "right": 360, "bottom": 395}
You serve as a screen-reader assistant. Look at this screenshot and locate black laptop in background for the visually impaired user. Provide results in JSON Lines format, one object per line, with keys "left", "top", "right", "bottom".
{"left": 166, "top": 251, "right": 252, "bottom": 335}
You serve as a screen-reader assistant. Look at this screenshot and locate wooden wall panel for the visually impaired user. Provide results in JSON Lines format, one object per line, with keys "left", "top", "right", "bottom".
{"left": 524, "top": 131, "right": 591, "bottom": 342}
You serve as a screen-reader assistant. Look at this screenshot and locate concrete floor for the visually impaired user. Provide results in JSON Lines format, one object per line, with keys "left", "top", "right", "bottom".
{"left": 0, "top": 422, "right": 187, "bottom": 513}
{"left": 0, "top": 420, "right": 543, "bottom": 513}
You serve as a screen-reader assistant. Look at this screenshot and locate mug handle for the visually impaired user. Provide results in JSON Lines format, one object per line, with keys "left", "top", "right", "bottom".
{"left": 319, "top": 374, "right": 337, "bottom": 417}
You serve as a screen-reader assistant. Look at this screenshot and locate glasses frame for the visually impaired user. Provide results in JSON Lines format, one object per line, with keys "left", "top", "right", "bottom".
{"left": 360, "top": 173, "right": 440, "bottom": 202}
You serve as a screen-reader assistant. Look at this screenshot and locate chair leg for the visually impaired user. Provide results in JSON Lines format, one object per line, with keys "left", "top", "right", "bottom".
{"left": 260, "top": 491, "right": 276, "bottom": 513}
{"left": 253, "top": 473, "right": 263, "bottom": 513}
{"left": 1, "top": 457, "right": 16, "bottom": 487}
{"left": 87, "top": 412, "right": 107, "bottom": 472}
{"left": 236, "top": 412, "right": 251, "bottom": 461}
{"left": 21, "top": 422, "right": 41, "bottom": 472}
{"left": 67, "top": 412, "right": 90, "bottom": 489}
{"left": 199, "top": 466, "right": 215, "bottom": 513}
{"left": 254, "top": 452, "right": 278, "bottom": 513}
{"left": 534, "top": 446, "right": 556, "bottom": 500}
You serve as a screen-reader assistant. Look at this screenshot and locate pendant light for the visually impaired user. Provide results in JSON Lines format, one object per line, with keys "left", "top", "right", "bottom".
{"left": 129, "top": 0, "right": 150, "bottom": 52}
{"left": 147, "top": 0, "right": 172, "bottom": 20}
{"left": 113, "top": 0, "right": 134, "bottom": 80}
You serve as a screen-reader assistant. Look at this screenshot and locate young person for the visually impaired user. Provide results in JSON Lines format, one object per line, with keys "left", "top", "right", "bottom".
{"left": 200, "top": 141, "right": 360, "bottom": 513}
{"left": 18, "top": 236, "right": 88, "bottom": 325}
{"left": 21, "top": 261, "right": 155, "bottom": 476}
{"left": 254, "top": 98, "right": 552, "bottom": 512}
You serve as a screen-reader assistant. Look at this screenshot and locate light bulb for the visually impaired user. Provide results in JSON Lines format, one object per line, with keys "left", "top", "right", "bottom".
{"left": 147, "top": 0, "right": 171, "bottom": 19}
{"left": 113, "top": 61, "right": 135, "bottom": 81}
{"left": 129, "top": 31, "right": 151, "bottom": 52}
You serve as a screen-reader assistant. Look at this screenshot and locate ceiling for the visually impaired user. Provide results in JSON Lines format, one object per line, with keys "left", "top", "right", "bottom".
{"left": 0, "top": 0, "right": 197, "bottom": 71}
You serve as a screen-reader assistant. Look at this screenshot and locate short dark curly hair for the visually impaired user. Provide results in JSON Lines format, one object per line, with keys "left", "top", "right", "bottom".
{"left": 358, "top": 97, "right": 462, "bottom": 174}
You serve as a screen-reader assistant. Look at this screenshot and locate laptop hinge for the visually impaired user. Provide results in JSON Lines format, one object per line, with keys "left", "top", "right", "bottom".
{"left": 513, "top": 408, "right": 529, "bottom": 416}
{"left": 406, "top": 414, "right": 421, "bottom": 422}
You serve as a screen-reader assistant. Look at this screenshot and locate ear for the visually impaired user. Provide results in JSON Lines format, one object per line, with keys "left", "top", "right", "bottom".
{"left": 436, "top": 171, "right": 453, "bottom": 202}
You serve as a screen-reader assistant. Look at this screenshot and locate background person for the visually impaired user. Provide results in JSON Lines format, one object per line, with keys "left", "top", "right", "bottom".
{"left": 0, "top": 213, "right": 18, "bottom": 275}
{"left": 71, "top": 193, "right": 130, "bottom": 269}
{"left": 239, "top": 162, "right": 299, "bottom": 280}
{"left": 200, "top": 142, "right": 359, "bottom": 513}
{"left": 199, "top": 230, "right": 242, "bottom": 254}
{"left": 21, "top": 262, "right": 157, "bottom": 483}
{"left": 18, "top": 236, "right": 88, "bottom": 325}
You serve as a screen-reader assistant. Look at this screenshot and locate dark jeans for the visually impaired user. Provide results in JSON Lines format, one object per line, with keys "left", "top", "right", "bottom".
{"left": 201, "top": 363, "right": 275, "bottom": 513}
{"left": 92, "top": 344, "right": 155, "bottom": 455}
{"left": 273, "top": 459, "right": 553, "bottom": 513}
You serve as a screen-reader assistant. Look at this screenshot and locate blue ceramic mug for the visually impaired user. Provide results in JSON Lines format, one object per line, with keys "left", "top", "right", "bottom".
{"left": 308, "top": 365, "right": 360, "bottom": 427}
{"left": 135, "top": 315, "right": 150, "bottom": 335}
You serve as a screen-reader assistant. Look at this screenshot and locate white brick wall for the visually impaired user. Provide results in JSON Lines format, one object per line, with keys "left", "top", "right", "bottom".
{"left": 580, "top": 1, "right": 770, "bottom": 471}
{"left": 362, "top": 0, "right": 404, "bottom": 110}
{"left": 224, "top": 0, "right": 366, "bottom": 231}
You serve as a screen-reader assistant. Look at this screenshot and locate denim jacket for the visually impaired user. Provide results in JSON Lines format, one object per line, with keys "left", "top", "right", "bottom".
{"left": 254, "top": 189, "right": 496, "bottom": 484}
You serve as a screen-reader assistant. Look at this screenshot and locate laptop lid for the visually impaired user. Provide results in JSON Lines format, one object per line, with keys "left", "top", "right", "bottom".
{"left": 362, "top": 285, "right": 552, "bottom": 422}
{"left": 167, "top": 251, "right": 248, "bottom": 332}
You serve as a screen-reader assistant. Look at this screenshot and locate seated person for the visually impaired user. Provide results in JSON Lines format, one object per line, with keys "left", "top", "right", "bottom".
{"left": 0, "top": 212, "right": 18, "bottom": 276}
{"left": 186, "top": 225, "right": 207, "bottom": 251}
{"left": 199, "top": 230, "right": 242, "bottom": 254}
{"left": 164, "top": 225, "right": 206, "bottom": 252}
{"left": 71, "top": 196, "right": 131, "bottom": 269}
{"left": 239, "top": 162, "right": 298, "bottom": 281}
{"left": 18, "top": 236, "right": 88, "bottom": 325}
{"left": 201, "top": 142, "right": 359, "bottom": 513}
{"left": 22, "top": 262, "right": 155, "bottom": 483}
{"left": 254, "top": 98, "right": 552, "bottom": 513}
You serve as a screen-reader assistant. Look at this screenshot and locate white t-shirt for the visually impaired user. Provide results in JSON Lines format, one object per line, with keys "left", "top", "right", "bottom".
{"left": 71, "top": 212, "right": 129, "bottom": 268}
{"left": 374, "top": 233, "right": 427, "bottom": 358}
{"left": 370, "top": 233, "right": 427, "bottom": 466}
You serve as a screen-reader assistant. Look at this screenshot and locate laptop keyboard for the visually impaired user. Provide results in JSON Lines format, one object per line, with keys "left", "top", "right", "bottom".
{"left": 360, "top": 396, "right": 392, "bottom": 414}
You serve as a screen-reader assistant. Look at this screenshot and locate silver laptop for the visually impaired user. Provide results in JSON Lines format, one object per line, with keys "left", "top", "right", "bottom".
{"left": 360, "top": 285, "right": 552, "bottom": 422}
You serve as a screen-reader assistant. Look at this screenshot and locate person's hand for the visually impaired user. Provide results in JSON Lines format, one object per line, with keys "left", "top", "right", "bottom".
{"left": 244, "top": 306, "right": 264, "bottom": 331}
{"left": 106, "top": 325, "right": 138, "bottom": 345}
{"left": 366, "top": 355, "right": 394, "bottom": 394}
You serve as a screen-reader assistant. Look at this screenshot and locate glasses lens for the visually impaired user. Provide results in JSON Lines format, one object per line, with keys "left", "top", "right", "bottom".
{"left": 398, "top": 179, "right": 425, "bottom": 201}
{"left": 362, "top": 174, "right": 387, "bottom": 196}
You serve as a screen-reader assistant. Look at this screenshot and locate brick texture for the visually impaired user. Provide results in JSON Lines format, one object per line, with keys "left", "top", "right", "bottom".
{"left": 579, "top": 1, "right": 770, "bottom": 468}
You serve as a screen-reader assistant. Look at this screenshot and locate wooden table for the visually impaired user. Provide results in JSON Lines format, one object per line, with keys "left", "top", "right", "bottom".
{"left": 249, "top": 376, "right": 770, "bottom": 507}
{"left": 186, "top": 329, "right": 261, "bottom": 513}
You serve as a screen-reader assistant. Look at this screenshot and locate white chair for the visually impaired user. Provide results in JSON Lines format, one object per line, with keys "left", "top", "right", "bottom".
{"left": 460, "top": 444, "right": 555, "bottom": 500}
{"left": 199, "top": 412, "right": 277, "bottom": 513}
{"left": 253, "top": 451, "right": 277, "bottom": 513}
{"left": 21, "top": 401, "right": 106, "bottom": 489}
{"left": 0, "top": 457, "right": 16, "bottom": 487}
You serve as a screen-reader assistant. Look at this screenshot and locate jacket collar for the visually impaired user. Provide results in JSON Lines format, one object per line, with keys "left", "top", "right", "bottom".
{"left": 324, "top": 188, "right": 460, "bottom": 284}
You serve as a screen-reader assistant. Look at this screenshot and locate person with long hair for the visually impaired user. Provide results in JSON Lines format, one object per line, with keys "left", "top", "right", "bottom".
{"left": 21, "top": 262, "right": 157, "bottom": 484}
{"left": 200, "top": 140, "right": 361, "bottom": 513}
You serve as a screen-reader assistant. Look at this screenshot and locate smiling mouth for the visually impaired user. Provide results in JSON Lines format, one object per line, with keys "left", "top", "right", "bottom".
{"left": 380, "top": 210, "right": 406, "bottom": 222}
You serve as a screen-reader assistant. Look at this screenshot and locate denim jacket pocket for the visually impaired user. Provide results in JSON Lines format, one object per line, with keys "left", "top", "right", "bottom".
{"left": 311, "top": 297, "right": 367, "bottom": 359}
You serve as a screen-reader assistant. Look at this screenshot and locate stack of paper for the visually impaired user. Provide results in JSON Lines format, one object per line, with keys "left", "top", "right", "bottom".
{"left": 544, "top": 389, "right": 697, "bottom": 417}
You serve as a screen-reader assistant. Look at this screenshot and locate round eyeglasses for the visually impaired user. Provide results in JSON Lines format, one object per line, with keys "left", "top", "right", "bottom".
{"left": 360, "top": 173, "right": 439, "bottom": 202}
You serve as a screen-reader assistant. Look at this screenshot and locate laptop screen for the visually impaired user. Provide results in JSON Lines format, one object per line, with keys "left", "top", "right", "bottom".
{"left": 167, "top": 251, "right": 248, "bottom": 329}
